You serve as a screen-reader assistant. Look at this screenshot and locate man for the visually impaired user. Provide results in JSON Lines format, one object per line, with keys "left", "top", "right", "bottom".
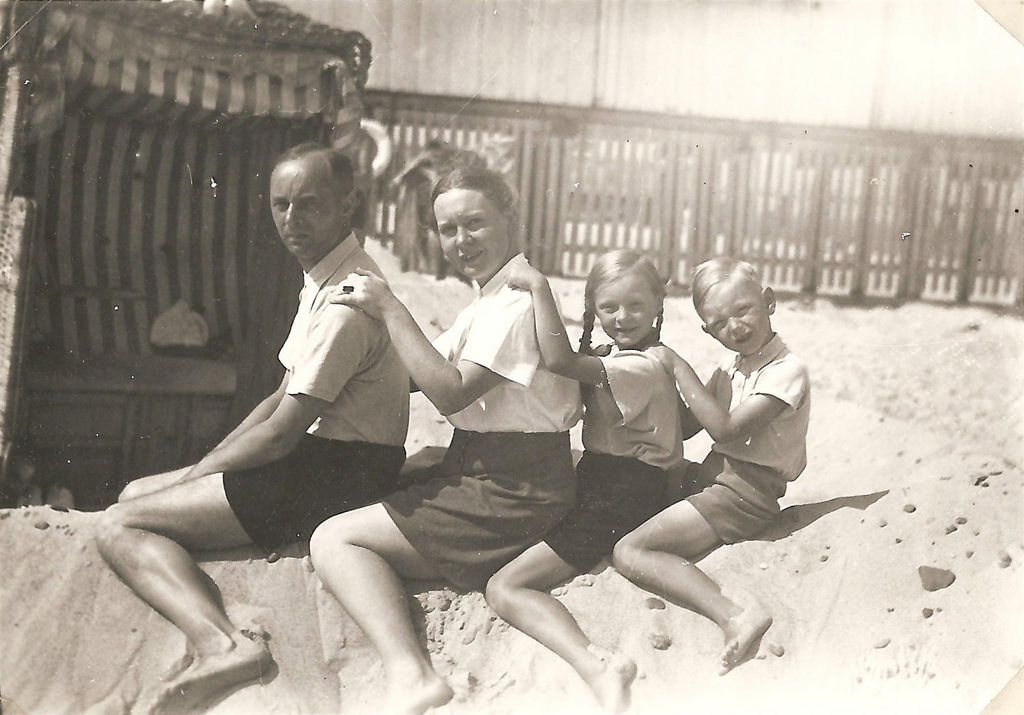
{"left": 91, "top": 142, "right": 410, "bottom": 714}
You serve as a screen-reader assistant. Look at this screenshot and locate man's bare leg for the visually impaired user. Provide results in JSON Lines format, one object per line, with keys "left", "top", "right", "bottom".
{"left": 94, "top": 472, "right": 271, "bottom": 713}
{"left": 116, "top": 467, "right": 194, "bottom": 503}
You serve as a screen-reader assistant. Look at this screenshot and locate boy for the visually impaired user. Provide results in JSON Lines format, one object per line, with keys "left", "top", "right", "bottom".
{"left": 613, "top": 257, "right": 811, "bottom": 674}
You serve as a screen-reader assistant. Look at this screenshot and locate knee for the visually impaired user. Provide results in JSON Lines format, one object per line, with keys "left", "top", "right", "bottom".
{"left": 611, "top": 539, "right": 641, "bottom": 579}
{"left": 93, "top": 503, "right": 132, "bottom": 552}
{"left": 309, "top": 515, "right": 356, "bottom": 569}
{"left": 483, "top": 574, "right": 514, "bottom": 616}
{"left": 116, "top": 481, "right": 143, "bottom": 503}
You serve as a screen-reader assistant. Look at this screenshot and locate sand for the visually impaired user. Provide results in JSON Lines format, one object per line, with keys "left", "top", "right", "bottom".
{"left": 1, "top": 239, "right": 1021, "bottom": 715}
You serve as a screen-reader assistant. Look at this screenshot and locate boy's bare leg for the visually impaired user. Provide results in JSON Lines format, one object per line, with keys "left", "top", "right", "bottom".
{"left": 486, "top": 542, "right": 636, "bottom": 714}
{"left": 310, "top": 504, "right": 453, "bottom": 715}
{"left": 94, "top": 472, "right": 271, "bottom": 712}
{"left": 612, "top": 501, "right": 771, "bottom": 674}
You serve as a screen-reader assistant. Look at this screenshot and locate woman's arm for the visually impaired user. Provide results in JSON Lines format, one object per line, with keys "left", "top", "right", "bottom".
{"left": 651, "top": 347, "right": 786, "bottom": 443}
{"left": 330, "top": 269, "right": 506, "bottom": 415}
{"left": 507, "top": 262, "right": 605, "bottom": 386}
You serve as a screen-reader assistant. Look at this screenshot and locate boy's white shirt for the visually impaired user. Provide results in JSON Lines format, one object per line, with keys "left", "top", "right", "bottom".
{"left": 708, "top": 334, "right": 810, "bottom": 481}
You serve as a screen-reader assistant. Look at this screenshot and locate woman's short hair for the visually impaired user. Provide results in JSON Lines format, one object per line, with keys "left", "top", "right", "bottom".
{"left": 428, "top": 164, "right": 518, "bottom": 232}
{"left": 274, "top": 142, "right": 354, "bottom": 196}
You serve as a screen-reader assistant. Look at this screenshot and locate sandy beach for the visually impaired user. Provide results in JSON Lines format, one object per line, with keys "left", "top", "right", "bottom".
{"left": 1, "top": 238, "right": 1021, "bottom": 715}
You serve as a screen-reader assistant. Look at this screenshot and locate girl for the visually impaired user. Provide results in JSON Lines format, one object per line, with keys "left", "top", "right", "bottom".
{"left": 312, "top": 165, "right": 582, "bottom": 715}
{"left": 614, "top": 257, "right": 811, "bottom": 675}
{"left": 485, "top": 250, "right": 685, "bottom": 714}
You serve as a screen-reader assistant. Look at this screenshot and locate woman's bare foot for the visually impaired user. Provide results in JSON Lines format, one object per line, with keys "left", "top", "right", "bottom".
{"left": 585, "top": 645, "right": 638, "bottom": 713}
{"left": 719, "top": 604, "right": 772, "bottom": 675}
{"left": 159, "top": 651, "right": 195, "bottom": 682}
{"left": 384, "top": 672, "right": 453, "bottom": 715}
{"left": 139, "top": 630, "right": 272, "bottom": 715}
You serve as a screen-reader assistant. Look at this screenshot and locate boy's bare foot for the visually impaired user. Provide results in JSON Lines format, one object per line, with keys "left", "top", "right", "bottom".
{"left": 586, "top": 645, "right": 638, "bottom": 714}
{"left": 384, "top": 673, "right": 453, "bottom": 715}
{"left": 138, "top": 630, "right": 272, "bottom": 715}
{"left": 719, "top": 604, "right": 772, "bottom": 675}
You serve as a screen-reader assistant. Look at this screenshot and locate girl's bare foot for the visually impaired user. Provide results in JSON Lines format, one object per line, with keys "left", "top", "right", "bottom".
{"left": 385, "top": 672, "right": 453, "bottom": 715}
{"left": 585, "top": 645, "right": 638, "bottom": 714}
{"left": 719, "top": 604, "right": 772, "bottom": 675}
{"left": 139, "top": 630, "right": 272, "bottom": 715}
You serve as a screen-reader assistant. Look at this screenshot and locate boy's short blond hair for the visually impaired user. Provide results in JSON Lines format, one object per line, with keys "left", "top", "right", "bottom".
{"left": 691, "top": 257, "right": 764, "bottom": 312}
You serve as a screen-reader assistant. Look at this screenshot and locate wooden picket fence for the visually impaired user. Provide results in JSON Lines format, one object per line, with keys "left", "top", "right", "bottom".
{"left": 364, "top": 90, "right": 1024, "bottom": 308}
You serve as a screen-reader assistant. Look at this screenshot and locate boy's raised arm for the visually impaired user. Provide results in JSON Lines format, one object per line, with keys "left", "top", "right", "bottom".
{"left": 655, "top": 349, "right": 786, "bottom": 443}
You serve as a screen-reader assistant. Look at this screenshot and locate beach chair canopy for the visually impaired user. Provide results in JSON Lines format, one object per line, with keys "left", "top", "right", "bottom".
{"left": 13, "top": 0, "right": 369, "bottom": 138}
{"left": 0, "top": 1, "right": 374, "bottom": 486}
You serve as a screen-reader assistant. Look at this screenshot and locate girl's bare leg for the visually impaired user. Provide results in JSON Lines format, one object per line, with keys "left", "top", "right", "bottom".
{"left": 94, "top": 473, "right": 271, "bottom": 712}
{"left": 310, "top": 504, "right": 453, "bottom": 715}
{"left": 612, "top": 501, "right": 771, "bottom": 674}
{"left": 486, "top": 542, "right": 636, "bottom": 713}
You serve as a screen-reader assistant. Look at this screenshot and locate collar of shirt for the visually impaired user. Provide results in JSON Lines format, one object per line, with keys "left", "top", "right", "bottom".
{"left": 474, "top": 253, "right": 528, "bottom": 297}
{"left": 734, "top": 333, "right": 787, "bottom": 374}
{"left": 302, "top": 233, "right": 359, "bottom": 292}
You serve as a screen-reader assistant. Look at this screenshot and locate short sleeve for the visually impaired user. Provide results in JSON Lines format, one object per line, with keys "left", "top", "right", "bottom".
{"left": 458, "top": 286, "right": 539, "bottom": 386}
{"left": 600, "top": 352, "right": 657, "bottom": 424}
{"left": 753, "top": 357, "right": 809, "bottom": 410}
{"left": 287, "top": 305, "right": 377, "bottom": 402}
{"left": 432, "top": 326, "right": 454, "bottom": 361}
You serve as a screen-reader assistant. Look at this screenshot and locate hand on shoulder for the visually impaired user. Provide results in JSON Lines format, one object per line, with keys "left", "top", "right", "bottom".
{"left": 645, "top": 344, "right": 681, "bottom": 373}
{"left": 506, "top": 261, "right": 547, "bottom": 293}
{"left": 328, "top": 269, "right": 397, "bottom": 320}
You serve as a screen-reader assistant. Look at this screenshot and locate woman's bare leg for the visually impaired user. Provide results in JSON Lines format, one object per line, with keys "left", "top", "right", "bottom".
{"left": 94, "top": 473, "right": 271, "bottom": 711}
{"left": 310, "top": 503, "right": 453, "bottom": 715}
{"left": 612, "top": 501, "right": 771, "bottom": 674}
{"left": 486, "top": 542, "right": 636, "bottom": 713}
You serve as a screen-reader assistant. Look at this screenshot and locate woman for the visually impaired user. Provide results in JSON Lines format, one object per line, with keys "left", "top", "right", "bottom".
{"left": 312, "top": 165, "right": 582, "bottom": 715}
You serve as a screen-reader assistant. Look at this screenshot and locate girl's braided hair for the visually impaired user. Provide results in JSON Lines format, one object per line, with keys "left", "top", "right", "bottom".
{"left": 579, "top": 249, "right": 667, "bottom": 355}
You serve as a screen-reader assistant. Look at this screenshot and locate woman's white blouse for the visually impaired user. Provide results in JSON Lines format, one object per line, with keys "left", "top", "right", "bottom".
{"left": 432, "top": 254, "right": 582, "bottom": 433}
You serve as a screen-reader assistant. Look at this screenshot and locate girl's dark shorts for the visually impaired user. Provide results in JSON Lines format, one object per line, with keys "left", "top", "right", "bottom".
{"left": 223, "top": 434, "right": 405, "bottom": 552}
{"left": 544, "top": 451, "right": 671, "bottom": 572}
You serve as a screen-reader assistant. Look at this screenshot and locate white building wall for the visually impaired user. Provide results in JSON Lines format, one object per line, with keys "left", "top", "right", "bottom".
{"left": 283, "top": 0, "right": 1024, "bottom": 138}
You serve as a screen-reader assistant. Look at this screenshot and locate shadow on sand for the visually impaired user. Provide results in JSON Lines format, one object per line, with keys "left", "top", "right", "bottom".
{"left": 753, "top": 490, "right": 889, "bottom": 542}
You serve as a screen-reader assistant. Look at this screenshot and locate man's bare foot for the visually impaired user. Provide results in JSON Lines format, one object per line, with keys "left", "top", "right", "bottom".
{"left": 719, "top": 604, "right": 772, "bottom": 675}
{"left": 384, "top": 673, "right": 453, "bottom": 715}
{"left": 139, "top": 630, "right": 272, "bottom": 715}
{"left": 585, "top": 645, "right": 638, "bottom": 714}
